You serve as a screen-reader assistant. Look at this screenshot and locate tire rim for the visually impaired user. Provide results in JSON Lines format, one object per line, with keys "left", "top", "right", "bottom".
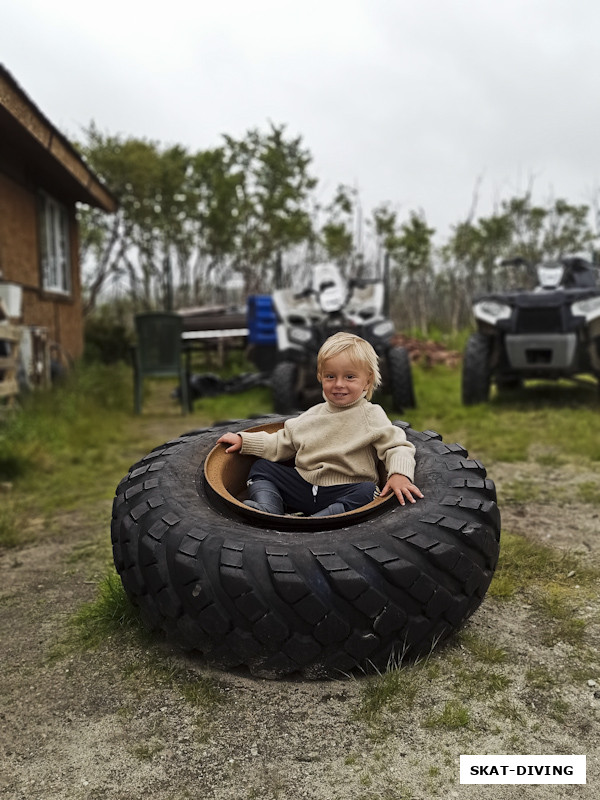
{"left": 203, "top": 420, "right": 393, "bottom": 531}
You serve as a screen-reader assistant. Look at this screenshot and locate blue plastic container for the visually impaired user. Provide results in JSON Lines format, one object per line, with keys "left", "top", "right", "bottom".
{"left": 246, "top": 295, "right": 278, "bottom": 345}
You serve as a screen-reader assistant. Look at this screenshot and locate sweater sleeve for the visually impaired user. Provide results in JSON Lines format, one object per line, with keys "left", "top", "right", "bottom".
{"left": 368, "top": 405, "right": 416, "bottom": 481}
{"left": 239, "top": 421, "right": 298, "bottom": 462}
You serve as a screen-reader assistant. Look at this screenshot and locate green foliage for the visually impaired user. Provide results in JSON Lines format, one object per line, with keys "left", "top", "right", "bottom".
{"left": 357, "top": 663, "right": 421, "bottom": 721}
{"left": 424, "top": 700, "right": 470, "bottom": 729}
{"left": 488, "top": 531, "right": 597, "bottom": 600}
{"left": 68, "top": 570, "right": 142, "bottom": 650}
{"left": 84, "top": 303, "right": 135, "bottom": 364}
{"left": 393, "top": 365, "right": 600, "bottom": 464}
{"left": 222, "top": 124, "right": 317, "bottom": 292}
{"left": 441, "top": 192, "right": 594, "bottom": 293}
{"left": 320, "top": 185, "right": 359, "bottom": 268}
{"left": 0, "top": 499, "right": 20, "bottom": 548}
{"left": 77, "top": 115, "right": 598, "bottom": 339}
{"left": 78, "top": 121, "right": 319, "bottom": 309}
{"left": 0, "top": 362, "right": 131, "bottom": 507}
{"left": 457, "top": 632, "right": 507, "bottom": 664}
{"left": 577, "top": 481, "right": 600, "bottom": 504}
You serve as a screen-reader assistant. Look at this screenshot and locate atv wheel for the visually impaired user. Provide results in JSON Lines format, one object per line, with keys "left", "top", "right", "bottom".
{"left": 271, "top": 361, "right": 301, "bottom": 413}
{"left": 387, "top": 346, "right": 416, "bottom": 410}
{"left": 462, "top": 333, "right": 492, "bottom": 405}
{"left": 111, "top": 416, "right": 500, "bottom": 679}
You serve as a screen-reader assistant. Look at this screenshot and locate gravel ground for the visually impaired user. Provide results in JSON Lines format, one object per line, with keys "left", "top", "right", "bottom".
{"left": 1, "top": 449, "right": 598, "bottom": 800}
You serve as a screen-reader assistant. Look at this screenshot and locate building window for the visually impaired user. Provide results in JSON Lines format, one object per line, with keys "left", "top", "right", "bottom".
{"left": 39, "top": 192, "right": 71, "bottom": 294}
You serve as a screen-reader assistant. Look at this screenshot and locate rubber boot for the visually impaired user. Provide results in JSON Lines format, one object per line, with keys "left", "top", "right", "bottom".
{"left": 244, "top": 479, "right": 284, "bottom": 515}
{"left": 311, "top": 502, "right": 346, "bottom": 517}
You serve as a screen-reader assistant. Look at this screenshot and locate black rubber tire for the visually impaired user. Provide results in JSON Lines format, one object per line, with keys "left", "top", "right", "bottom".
{"left": 387, "top": 346, "right": 416, "bottom": 411}
{"left": 271, "top": 361, "right": 301, "bottom": 414}
{"left": 462, "top": 333, "right": 492, "bottom": 405}
{"left": 111, "top": 415, "right": 501, "bottom": 679}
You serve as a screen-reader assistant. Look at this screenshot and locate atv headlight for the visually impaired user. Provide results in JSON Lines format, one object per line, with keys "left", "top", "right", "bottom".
{"left": 473, "top": 300, "right": 512, "bottom": 325}
{"left": 372, "top": 320, "right": 394, "bottom": 338}
{"left": 571, "top": 296, "right": 600, "bottom": 322}
{"left": 288, "top": 326, "right": 313, "bottom": 345}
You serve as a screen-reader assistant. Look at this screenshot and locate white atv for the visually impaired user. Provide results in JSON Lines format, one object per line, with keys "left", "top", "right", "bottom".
{"left": 268, "top": 263, "right": 416, "bottom": 413}
{"left": 462, "top": 256, "right": 600, "bottom": 403}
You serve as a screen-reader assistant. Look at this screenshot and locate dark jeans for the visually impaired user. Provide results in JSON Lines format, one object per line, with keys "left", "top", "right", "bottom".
{"left": 248, "top": 459, "right": 376, "bottom": 515}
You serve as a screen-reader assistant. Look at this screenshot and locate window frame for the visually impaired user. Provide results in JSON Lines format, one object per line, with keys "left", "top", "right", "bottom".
{"left": 39, "top": 191, "right": 71, "bottom": 295}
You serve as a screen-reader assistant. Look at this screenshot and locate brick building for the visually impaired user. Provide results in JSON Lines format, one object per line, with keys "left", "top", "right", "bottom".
{"left": 0, "top": 65, "right": 116, "bottom": 361}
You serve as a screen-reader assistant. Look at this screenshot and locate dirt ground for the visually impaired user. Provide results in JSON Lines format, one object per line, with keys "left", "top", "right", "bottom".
{"left": 1, "top": 434, "right": 598, "bottom": 800}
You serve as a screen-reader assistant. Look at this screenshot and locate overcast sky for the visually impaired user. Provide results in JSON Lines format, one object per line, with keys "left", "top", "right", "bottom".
{"left": 3, "top": 0, "right": 600, "bottom": 244}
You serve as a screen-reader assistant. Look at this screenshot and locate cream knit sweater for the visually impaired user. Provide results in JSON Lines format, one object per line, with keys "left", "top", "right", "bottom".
{"left": 240, "top": 397, "right": 416, "bottom": 487}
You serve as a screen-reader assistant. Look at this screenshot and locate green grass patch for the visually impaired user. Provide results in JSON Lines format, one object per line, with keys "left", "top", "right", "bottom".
{"left": 424, "top": 700, "right": 470, "bottom": 729}
{"left": 59, "top": 568, "right": 227, "bottom": 711}
{"left": 129, "top": 742, "right": 164, "bottom": 761}
{"left": 356, "top": 663, "right": 421, "bottom": 722}
{"left": 577, "top": 481, "right": 600, "bottom": 504}
{"left": 192, "top": 385, "right": 273, "bottom": 423}
{"left": 387, "top": 365, "right": 600, "bottom": 464}
{"left": 122, "top": 656, "right": 227, "bottom": 708}
{"left": 488, "top": 532, "right": 598, "bottom": 600}
{"left": 488, "top": 532, "right": 599, "bottom": 647}
{"left": 67, "top": 570, "right": 143, "bottom": 651}
{"left": 0, "top": 498, "right": 22, "bottom": 548}
{"left": 491, "top": 697, "right": 524, "bottom": 725}
{"left": 525, "top": 664, "right": 557, "bottom": 690}
{"left": 0, "top": 363, "right": 136, "bottom": 526}
{"left": 457, "top": 631, "right": 507, "bottom": 664}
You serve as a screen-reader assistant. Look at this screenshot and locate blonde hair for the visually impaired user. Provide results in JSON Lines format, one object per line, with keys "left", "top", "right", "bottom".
{"left": 317, "top": 332, "right": 381, "bottom": 400}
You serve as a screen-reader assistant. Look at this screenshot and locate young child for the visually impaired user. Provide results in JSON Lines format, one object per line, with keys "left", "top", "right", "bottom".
{"left": 217, "top": 331, "right": 423, "bottom": 516}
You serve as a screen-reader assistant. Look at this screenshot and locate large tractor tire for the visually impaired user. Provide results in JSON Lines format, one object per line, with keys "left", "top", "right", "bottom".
{"left": 387, "top": 346, "right": 416, "bottom": 411}
{"left": 111, "top": 416, "right": 501, "bottom": 679}
{"left": 462, "top": 333, "right": 492, "bottom": 405}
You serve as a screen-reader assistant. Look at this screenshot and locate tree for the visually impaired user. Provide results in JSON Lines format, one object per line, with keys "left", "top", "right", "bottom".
{"left": 77, "top": 123, "right": 198, "bottom": 311}
{"left": 387, "top": 210, "right": 435, "bottom": 334}
{"left": 222, "top": 124, "right": 317, "bottom": 293}
{"left": 319, "top": 185, "right": 358, "bottom": 272}
{"left": 439, "top": 191, "right": 595, "bottom": 330}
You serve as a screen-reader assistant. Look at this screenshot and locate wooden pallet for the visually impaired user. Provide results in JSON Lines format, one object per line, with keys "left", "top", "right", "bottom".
{"left": 0, "top": 301, "right": 21, "bottom": 408}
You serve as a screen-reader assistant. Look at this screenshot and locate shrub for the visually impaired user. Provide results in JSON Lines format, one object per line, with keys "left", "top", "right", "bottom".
{"left": 84, "top": 307, "right": 135, "bottom": 365}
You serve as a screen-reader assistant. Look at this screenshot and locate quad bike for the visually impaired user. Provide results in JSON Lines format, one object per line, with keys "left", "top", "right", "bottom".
{"left": 462, "top": 256, "right": 600, "bottom": 404}
{"left": 263, "top": 263, "right": 416, "bottom": 413}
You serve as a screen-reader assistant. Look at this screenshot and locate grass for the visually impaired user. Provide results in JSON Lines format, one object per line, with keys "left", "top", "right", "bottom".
{"left": 488, "top": 531, "right": 599, "bottom": 601}
{"left": 424, "top": 700, "right": 470, "bottom": 729}
{"left": 577, "top": 480, "right": 600, "bottom": 504}
{"left": 357, "top": 662, "right": 422, "bottom": 722}
{"left": 489, "top": 531, "right": 599, "bottom": 648}
{"left": 0, "top": 499, "right": 21, "bottom": 548}
{"left": 389, "top": 366, "right": 600, "bottom": 464}
{"left": 64, "top": 570, "right": 143, "bottom": 651}
{"left": 56, "top": 567, "right": 228, "bottom": 713}
{"left": 3, "top": 353, "right": 600, "bottom": 739}
{"left": 457, "top": 631, "right": 507, "bottom": 664}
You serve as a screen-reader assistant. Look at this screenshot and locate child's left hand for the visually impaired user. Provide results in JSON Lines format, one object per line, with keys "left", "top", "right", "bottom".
{"left": 381, "top": 474, "right": 424, "bottom": 506}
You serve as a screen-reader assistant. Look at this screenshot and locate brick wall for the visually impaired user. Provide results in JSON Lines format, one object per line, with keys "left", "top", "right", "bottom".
{"left": 0, "top": 172, "right": 84, "bottom": 359}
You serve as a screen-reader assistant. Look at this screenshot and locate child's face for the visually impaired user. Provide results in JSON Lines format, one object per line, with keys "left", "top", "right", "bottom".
{"left": 319, "top": 352, "right": 371, "bottom": 406}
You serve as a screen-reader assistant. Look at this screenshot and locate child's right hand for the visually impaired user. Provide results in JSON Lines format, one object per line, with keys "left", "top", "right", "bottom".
{"left": 217, "top": 432, "right": 243, "bottom": 453}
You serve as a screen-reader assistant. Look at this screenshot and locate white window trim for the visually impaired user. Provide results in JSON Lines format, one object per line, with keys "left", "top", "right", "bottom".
{"left": 39, "top": 192, "right": 71, "bottom": 295}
